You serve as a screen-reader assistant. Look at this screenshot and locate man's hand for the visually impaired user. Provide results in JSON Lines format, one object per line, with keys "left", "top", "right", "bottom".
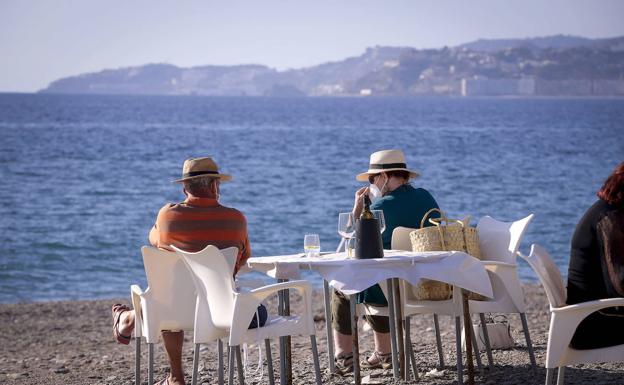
{"left": 352, "top": 186, "right": 369, "bottom": 218}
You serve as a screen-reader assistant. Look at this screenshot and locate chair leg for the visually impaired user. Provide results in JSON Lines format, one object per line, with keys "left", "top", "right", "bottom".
{"left": 310, "top": 335, "right": 322, "bottom": 385}
{"left": 134, "top": 337, "right": 141, "bottom": 385}
{"left": 235, "top": 345, "right": 245, "bottom": 385}
{"left": 228, "top": 346, "right": 236, "bottom": 385}
{"left": 405, "top": 317, "right": 418, "bottom": 380}
{"left": 520, "top": 313, "right": 537, "bottom": 371}
{"left": 433, "top": 314, "right": 445, "bottom": 368}
{"left": 192, "top": 343, "right": 200, "bottom": 385}
{"left": 265, "top": 339, "right": 275, "bottom": 385}
{"left": 454, "top": 317, "right": 464, "bottom": 385}
{"left": 470, "top": 323, "right": 484, "bottom": 374}
{"left": 218, "top": 340, "right": 225, "bottom": 385}
{"left": 478, "top": 313, "right": 494, "bottom": 370}
{"left": 148, "top": 343, "right": 154, "bottom": 385}
{"left": 323, "top": 280, "right": 336, "bottom": 374}
{"left": 545, "top": 368, "right": 553, "bottom": 385}
{"left": 556, "top": 366, "right": 565, "bottom": 385}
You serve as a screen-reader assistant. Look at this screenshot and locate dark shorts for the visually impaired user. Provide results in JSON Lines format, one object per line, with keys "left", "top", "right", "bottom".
{"left": 331, "top": 289, "right": 389, "bottom": 334}
{"left": 248, "top": 304, "right": 268, "bottom": 329}
{"left": 570, "top": 308, "right": 624, "bottom": 349}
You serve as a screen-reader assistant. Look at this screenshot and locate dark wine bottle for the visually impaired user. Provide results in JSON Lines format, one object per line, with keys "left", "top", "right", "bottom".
{"left": 354, "top": 196, "right": 384, "bottom": 259}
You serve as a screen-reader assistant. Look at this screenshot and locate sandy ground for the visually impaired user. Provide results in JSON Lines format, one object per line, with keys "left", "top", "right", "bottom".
{"left": 1, "top": 284, "right": 623, "bottom": 385}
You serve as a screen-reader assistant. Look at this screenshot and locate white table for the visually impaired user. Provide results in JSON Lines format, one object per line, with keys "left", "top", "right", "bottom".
{"left": 248, "top": 250, "right": 493, "bottom": 385}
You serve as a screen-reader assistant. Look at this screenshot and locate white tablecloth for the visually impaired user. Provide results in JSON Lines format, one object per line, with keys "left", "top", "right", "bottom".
{"left": 247, "top": 250, "right": 493, "bottom": 298}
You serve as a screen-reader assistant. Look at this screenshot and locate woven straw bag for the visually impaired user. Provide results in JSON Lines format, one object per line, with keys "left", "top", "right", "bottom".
{"left": 409, "top": 208, "right": 483, "bottom": 301}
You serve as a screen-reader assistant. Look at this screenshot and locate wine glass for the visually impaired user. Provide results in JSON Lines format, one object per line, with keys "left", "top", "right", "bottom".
{"left": 304, "top": 234, "right": 321, "bottom": 258}
{"left": 371, "top": 210, "right": 386, "bottom": 233}
{"left": 338, "top": 212, "right": 356, "bottom": 239}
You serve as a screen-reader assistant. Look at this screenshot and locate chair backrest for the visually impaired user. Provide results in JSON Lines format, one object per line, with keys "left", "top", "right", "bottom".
{"left": 172, "top": 245, "right": 239, "bottom": 329}
{"left": 141, "top": 246, "right": 197, "bottom": 330}
{"left": 477, "top": 214, "right": 534, "bottom": 264}
{"left": 391, "top": 226, "right": 416, "bottom": 251}
{"left": 519, "top": 244, "right": 566, "bottom": 308}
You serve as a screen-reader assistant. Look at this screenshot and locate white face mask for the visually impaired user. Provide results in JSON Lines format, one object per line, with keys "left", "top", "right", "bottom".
{"left": 368, "top": 183, "right": 382, "bottom": 203}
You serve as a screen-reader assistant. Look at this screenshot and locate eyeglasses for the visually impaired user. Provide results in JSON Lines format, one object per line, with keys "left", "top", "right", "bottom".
{"left": 368, "top": 174, "right": 381, "bottom": 184}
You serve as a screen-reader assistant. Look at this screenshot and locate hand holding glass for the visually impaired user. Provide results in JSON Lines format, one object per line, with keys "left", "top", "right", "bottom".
{"left": 304, "top": 234, "right": 321, "bottom": 258}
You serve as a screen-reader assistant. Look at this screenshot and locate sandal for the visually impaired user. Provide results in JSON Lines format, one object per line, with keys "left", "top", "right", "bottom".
{"left": 112, "top": 304, "right": 132, "bottom": 345}
{"left": 334, "top": 353, "right": 354, "bottom": 375}
{"left": 360, "top": 351, "right": 392, "bottom": 369}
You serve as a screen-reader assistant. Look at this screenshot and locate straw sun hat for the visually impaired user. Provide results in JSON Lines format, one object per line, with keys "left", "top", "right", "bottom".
{"left": 173, "top": 157, "right": 232, "bottom": 183}
{"left": 356, "top": 149, "right": 420, "bottom": 182}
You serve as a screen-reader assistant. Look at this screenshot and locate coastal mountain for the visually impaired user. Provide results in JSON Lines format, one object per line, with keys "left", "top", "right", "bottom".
{"left": 40, "top": 35, "right": 624, "bottom": 97}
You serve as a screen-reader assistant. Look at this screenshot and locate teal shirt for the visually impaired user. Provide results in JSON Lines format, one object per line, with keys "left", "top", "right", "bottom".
{"left": 357, "top": 184, "right": 440, "bottom": 305}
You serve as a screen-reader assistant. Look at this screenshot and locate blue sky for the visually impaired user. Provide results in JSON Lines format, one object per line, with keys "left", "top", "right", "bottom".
{"left": 1, "top": 0, "right": 624, "bottom": 92}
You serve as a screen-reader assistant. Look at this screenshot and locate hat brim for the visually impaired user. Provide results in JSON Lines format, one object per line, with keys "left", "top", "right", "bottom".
{"left": 356, "top": 168, "right": 420, "bottom": 182}
{"left": 173, "top": 173, "right": 232, "bottom": 183}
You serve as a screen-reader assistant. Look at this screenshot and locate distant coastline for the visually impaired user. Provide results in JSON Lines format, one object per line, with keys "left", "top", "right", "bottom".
{"left": 38, "top": 34, "right": 624, "bottom": 98}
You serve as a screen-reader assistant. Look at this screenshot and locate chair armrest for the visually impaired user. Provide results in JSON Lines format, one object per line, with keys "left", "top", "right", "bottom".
{"left": 229, "top": 280, "right": 314, "bottom": 345}
{"left": 552, "top": 297, "right": 624, "bottom": 315}
{"left": 130, "top": 284, "right": 145, "bottom": 338}
{"left": 247, "top": 280, "right": 311, "bottom": 298}
{"left": 474, "top": 261, "right": 525, "bottom": 311}
{"left": 481, "top": 260, "right": 517, "bottom": 269}
{"left": 236, "top": 279, "right": 267, "bottom": 290}
{"left": 546, "top": 297, "right": 624, "bottom": 368}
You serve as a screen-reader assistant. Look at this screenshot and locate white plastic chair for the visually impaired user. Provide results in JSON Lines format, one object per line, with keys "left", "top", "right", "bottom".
{"left": 359, "top": 227, "right": 469, "bottom": 383}
{"left": 468, "top": 214, "right": 536, "bottom": 370}
{"left": 173, "top": 245, "right": 322, "bottom": 385}
{"left": 519, "top": 244, "right": 624, "bottom": 385}
{"left": 130, "top": 246, "right": 210, "bottom": 385}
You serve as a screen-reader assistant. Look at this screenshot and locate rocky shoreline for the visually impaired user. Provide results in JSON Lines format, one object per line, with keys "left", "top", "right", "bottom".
{"left": 1, "top": 283, "right": 623, "bottom": 385}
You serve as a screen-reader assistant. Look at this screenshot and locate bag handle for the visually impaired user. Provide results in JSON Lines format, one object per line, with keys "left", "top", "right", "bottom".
{"left": 419, "top": 208, "right": 470, "bottom": 253}
{"left": 420, "top": 208, "right": 446, "bottom": 229}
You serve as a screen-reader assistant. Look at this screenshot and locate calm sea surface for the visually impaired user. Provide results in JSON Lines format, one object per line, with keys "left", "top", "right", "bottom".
{"left": 0, "top": 94, "right": 622, "bottom": 303}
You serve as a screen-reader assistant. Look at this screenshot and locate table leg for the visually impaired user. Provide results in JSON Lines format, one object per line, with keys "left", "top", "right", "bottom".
{"left": 392, "top": 278, "right": 406, "bottom": 380}
{"left": 349, "top": 295, "right": 361, "bottom": 385}
{"left": 385, "top": 279, "right": 400, "bottom": 379}
{"left": 278, "top": 279, "right": 292, "bottom": 385}
{"left": 461, "top": 289, "right": 475, "bottom": 385}
{"left": 323, "top": 280, "right": 336, "bottom": 374}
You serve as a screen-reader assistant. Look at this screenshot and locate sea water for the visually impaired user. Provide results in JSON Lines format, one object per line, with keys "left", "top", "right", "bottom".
{"left": 0, "top": 94, "right": 622, "bottom": 302}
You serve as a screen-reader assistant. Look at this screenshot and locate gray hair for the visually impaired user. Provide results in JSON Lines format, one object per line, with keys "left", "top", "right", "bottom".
{"left": 184, "top": 176, "right": 217, "bottom": 196}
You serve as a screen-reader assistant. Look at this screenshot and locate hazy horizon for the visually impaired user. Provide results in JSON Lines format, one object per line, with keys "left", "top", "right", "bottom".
{"left": 2, "top": 0, "right": 624, "bottom": 92}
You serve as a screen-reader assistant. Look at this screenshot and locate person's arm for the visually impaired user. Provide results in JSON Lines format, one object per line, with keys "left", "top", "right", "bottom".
{"left": 149, "top": 224, "right": 159, "bottom": 247}
{"left": 352, "top": 186, "right": 369, "bottom": 218}
{"left": 234, "top": 214, "right": 252, "bottom": 276}
{"left": 148, "top": 204, "right": 172, "bottom": 249}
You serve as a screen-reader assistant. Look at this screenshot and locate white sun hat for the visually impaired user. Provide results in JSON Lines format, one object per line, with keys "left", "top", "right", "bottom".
{"left": 356, "top": 149, "right": 420, "bottom": 182}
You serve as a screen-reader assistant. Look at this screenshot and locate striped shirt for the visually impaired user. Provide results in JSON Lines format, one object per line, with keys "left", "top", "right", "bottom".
{"left": 149, "top": 196, "right": 251, "bottom": 275}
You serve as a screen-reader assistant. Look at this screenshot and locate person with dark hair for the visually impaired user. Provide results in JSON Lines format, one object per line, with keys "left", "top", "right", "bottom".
{"left": 111, "top": 157, "right": 262, "bottom": 385}
{"left": 567, "top": 161, "right": 624, "bottom": 349}
{"left": 332, "top": 149, "right": 440, "bottom": 373}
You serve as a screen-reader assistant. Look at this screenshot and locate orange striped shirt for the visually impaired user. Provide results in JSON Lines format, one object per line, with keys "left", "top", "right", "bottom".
{"left": 149, "top": 196, "right": 251, "bottom": 275}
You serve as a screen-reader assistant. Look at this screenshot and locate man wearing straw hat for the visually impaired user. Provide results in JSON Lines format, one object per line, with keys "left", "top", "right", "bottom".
{"left": 111, "top": 157, "right": 257, "bottom": 385}
{"left": 332, "top": 149, "right": 440, "bottom": 373}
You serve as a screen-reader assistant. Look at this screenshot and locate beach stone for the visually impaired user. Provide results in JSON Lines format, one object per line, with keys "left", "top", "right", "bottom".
{"left": 7, "top": 372, "right": 29, "bottom": 379}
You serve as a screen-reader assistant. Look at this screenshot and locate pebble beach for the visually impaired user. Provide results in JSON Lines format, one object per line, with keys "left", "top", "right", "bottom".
{"left": 1, "top": 284, "right": 623, "bottom": 385}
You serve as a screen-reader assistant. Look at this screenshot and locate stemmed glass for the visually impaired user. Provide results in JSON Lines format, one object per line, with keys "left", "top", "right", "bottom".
{"left": 371, "top": 210, "right": 386, "bottom": 233}
{"left": 338, "top": 212, "right": 356, "bottom": 257}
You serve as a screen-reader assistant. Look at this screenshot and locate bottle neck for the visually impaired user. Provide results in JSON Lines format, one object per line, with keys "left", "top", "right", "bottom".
{"left": 361, "top": 196, "right": 375, "bottom": 219}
